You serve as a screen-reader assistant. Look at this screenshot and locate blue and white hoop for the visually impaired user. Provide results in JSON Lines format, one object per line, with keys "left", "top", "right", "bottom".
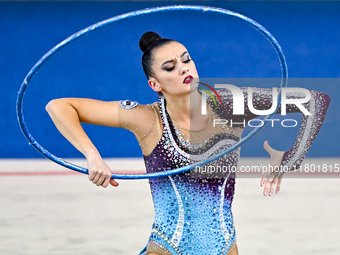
{"left": 16, "top": 5, "right": 288, "bottom": 179}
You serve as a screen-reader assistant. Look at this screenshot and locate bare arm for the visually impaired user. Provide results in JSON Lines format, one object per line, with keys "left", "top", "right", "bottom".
{"left": 45, "top": 98, "right": 121, "bottom": 188}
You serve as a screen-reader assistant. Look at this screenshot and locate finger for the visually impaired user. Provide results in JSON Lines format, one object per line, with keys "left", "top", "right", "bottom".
{"left": 95, "top": 172, "right": 110, "bottom": 186}
{"left": 101, "top": 173, "right": 112, "bottom": 188}
{"left": 101, "top": 177, "right": 110, "bottom": 188}
{"left": 263, "top": 140, "right": 269, "bottom": 151}
{"left": 260, "top": 176, "right": 267, "bottom": 187}
{"left": 263, "top": 172, "right": 276, "bottom": 196}
{"left": 94, "top": 177, "right": 103, "bottom": 186}
{"left": 110, "top": 178, "right": 119, "bottom": 187}
{"left": 263, "top": 140, "right": 273, "bottom": 154}
{"left": 88, "top": 169, "right": 95, "bottom": 181}
{"left": 89, "top": 167, "right": 103, "bottom": 183}
{"left": 268, "top": 176, "right": 278, "bottom": 196}
{"left": 260, "top": 168, "right": 271, "bottom": 187}
{"left": 275, "top": 174, "right": 283, "bottom": 194}
{"left": 260, "top": 173, "right": 270, "bottom": 187}
{"left": 263, "top": 176, "right": 272, "bottom": 196}
{"left": 92, "top": 171, "right": 103, "bottom": 185}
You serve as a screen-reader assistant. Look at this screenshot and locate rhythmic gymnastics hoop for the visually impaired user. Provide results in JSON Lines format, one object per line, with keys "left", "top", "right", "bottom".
{"left": 16, "top": 5, "right": 288, "bottom": 180}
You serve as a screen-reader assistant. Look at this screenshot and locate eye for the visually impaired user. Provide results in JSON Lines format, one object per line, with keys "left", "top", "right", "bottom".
{"left": 164, "top": 66, "right": 175, "bottom": 72}
{"left": 183, "top": 58, "right": 192, "bottom": 63}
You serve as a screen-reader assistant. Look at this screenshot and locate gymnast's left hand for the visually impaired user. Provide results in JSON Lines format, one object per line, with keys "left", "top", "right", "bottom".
{"left": 260, "top": 140, "right": 285, "bottom": 196}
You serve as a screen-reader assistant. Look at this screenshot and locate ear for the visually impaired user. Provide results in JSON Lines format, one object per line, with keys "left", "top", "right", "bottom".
{"left": 148, "top": 78, "right": 162, "bottom": 93}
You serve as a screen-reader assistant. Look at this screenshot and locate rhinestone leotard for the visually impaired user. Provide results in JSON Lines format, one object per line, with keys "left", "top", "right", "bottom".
{"left": 142, "top": 96, "right": 241, "bottom": 255}
{"left": 118, "top": 87, "right": 331, "bottom": 255}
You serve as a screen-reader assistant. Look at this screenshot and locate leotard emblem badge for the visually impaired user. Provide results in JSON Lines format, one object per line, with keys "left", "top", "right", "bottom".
{"left": 119, "top": 100, "right": 139, "bottom": 110}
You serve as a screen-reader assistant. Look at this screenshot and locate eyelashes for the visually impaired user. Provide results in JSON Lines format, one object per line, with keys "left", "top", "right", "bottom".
{"left": 164, "top": 66, "right": 175, "bottom": 72}
{"left": 164, "top": 58, "right": 192, "bottom": 72}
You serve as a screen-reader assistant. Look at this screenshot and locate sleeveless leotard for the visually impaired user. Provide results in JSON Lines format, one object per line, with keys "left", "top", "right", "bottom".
{"left": 142, "top": 96, "right": 241, "bottom": 254}
{"left": 118, "top": 87, "right": 331, "bottom": 255}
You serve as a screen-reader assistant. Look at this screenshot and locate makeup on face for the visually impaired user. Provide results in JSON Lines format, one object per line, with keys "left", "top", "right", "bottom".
{"left": 161, "top": 51, "right": 192, "bottom": 72}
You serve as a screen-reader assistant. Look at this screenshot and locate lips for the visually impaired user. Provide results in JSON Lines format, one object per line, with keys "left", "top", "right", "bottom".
{"left": 183, "top": 75, "right": 193, "bottom": 84}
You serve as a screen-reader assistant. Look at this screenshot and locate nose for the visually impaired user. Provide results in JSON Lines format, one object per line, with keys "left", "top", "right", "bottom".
{"left": 179, "top": 65, "right": 189, "bottom": 75}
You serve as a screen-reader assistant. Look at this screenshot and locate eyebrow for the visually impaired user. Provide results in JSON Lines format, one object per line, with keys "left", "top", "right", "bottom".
{"left": 161, "top": 51, "right": 188, "bottom": 66}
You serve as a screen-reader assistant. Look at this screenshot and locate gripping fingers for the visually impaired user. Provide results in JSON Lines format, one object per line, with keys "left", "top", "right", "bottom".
{"left": 89, "top": 169, "right": 101, "bottom": 184}
{"left": 95, "top": 175, "right": 105, "bottom": 186}
{"left": 102, "top": 176, "right": 111, "bottom": 188}
{"left": 89, "top": 170, "right": 110, "bottom": 187}
{"left": 87, "top": 158, "right": 119, "bottom": 187}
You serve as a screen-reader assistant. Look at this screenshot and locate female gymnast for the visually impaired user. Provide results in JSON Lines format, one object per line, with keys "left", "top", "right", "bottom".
{"left": 45, "top": 31, "right": 331, "bottom": 255}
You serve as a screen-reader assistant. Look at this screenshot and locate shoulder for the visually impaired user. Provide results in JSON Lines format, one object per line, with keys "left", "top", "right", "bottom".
{"left": 118, "top": 99, "right": 158, "bottom": 111}
{"left": 117, "top": 99, "right": 161, "bottom": 141}
{"left": 117, "top": 99, "right": 159, "bottom": 127}
{"left": 118, "top": 99, "right": 139, "bottom": 110}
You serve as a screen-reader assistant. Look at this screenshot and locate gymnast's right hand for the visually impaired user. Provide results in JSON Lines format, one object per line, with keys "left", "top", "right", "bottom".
{"left": 87, "top": 155, "right": 119, "bottom": 188}
{"left": 45, "top": 98, "right": 122, "bottom": 187}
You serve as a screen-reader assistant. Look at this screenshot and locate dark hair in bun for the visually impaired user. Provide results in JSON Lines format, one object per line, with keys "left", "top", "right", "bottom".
{"left": 139, "top": 31, "right": 161, "bottom": 53}
{"left": 140, "top": 31, "right": 176, "bottom": 79}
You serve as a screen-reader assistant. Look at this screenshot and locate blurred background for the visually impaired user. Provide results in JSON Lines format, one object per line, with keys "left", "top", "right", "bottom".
{"left": 1, "top": 0, "right": 339, "bottom": 159}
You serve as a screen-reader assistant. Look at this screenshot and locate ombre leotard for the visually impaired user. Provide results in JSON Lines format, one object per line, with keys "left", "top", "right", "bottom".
{"left": 118, "top": 87, "right": 331, "bottom": 255}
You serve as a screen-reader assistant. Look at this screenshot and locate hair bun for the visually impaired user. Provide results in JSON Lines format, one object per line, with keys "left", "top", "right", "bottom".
{"left": 139, "top": 31, "right": 161, "bottom": 53}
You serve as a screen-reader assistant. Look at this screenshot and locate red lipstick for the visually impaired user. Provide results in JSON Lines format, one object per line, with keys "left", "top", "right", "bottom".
{"left": 183, "top": 75, "right": 193, "bottom": 84}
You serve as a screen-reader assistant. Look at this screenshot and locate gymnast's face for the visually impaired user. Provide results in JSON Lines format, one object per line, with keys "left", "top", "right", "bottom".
{"left": 148, "top": 41, "right": 199, "bottom": 96}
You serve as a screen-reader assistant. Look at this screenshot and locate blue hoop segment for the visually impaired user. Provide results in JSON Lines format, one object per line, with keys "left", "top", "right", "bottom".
{"left": 16, "top": 5, "right": 288, "bottom": 179}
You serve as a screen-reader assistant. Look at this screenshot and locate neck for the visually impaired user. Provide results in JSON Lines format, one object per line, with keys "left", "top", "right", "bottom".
{"left": 164, "top": 90, "right": 209, "bottom": 130}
